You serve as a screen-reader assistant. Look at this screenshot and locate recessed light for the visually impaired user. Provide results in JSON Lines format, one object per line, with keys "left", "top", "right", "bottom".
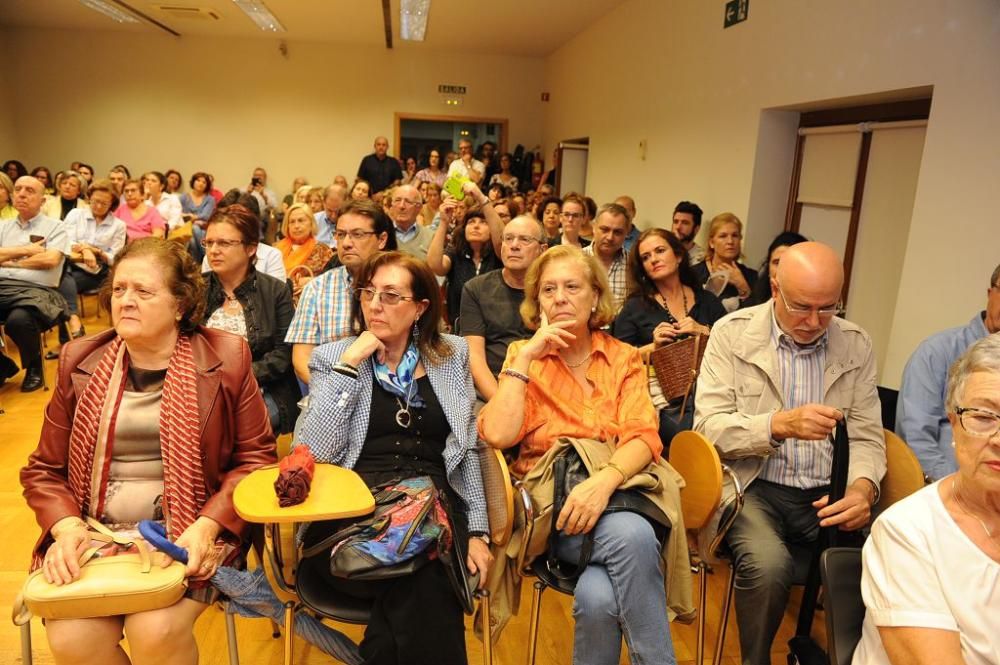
{"left": 79, "top": 0, "right": 140, "bottom": 24}
{"left": 400, "top": 0, "right": 430, "bottom": 41}
{"left": 232, "top": 0, "right": 285, "bottom": 33}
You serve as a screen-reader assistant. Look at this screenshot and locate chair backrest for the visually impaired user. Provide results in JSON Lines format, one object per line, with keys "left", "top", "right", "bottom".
{"left": 668, "top": 430, "right": 723, "bottom": 530}
{"left": 820, "top": 547, "right": 865, "bottom": 665}
{"left": 478, "top": 444, "right": 515, "bottom": 547}
{"left": 876, "top": 429, "right": 926, "bottom": 518}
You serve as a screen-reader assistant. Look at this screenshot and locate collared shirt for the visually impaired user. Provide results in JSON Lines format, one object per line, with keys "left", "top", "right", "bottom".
{"left": 480, "top": 331, "right": 661, "bottom": 476}
{"left": 0, "top": 213, "right": 68, "bottom": 287}
{"left": 314, "top": 211, "right": 338, "bottom": 248}
{"left": 200, "top": 242, "right": 287, "bottom": 282}
{"left": 896, "top": 312, "right": 989, "bottom": 479}
{"left": 623, "top": 225, "right": 640, "bottom": 253}
{"left": 760, "top": 306, "right": 831, "bottom": 488}
{"left": 64, "top": 208, "right": 127, "bottom": 273}
{"left": 357, "top": 154, "right": 403, "bottom": 194}
{"left": 583, "top": 244, "right": 628, "bottom": 313}
{"left": 285, "top": 266, "right": 355, "bottom": 345}
{"left": 147, "top": 193, "right": 183, "bottom": 230}
{"left": 394, "top": 222, "right": 420, "bottom": 244}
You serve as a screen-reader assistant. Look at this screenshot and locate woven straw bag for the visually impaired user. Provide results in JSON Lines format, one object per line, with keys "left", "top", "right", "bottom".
{"left": 648, "top": 334, "right": 708, "bottom": 414}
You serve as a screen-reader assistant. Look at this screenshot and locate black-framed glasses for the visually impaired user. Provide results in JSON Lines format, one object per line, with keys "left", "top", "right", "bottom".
{"left": 777, "top": 284, "right": 841, "bottom": 318}
{"left": 955, "top": 407, "right": 1000, "bottom": 438}
{"left": 334, "top": 230, "right": 377, "bottom": 242}
{"left": 201, "top": 239, "right": 245, "bottom": 250}
{"left": 354, "top": 288, "right": 417, "bottom": 306}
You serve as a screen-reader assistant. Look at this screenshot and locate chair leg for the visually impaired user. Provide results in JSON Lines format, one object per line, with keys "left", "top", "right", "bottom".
{"left": 696, "top": 562, "right": 707, "bottom": 665}
{"left": 525, "top": 580, "right": 545, "bottom": 665}
{"left": 224, "top": 606, "right": 239, "bottom": 665}
{"left": 20, "top": 621, "right": 33, "bottom": 665}
{"left": 712, "top": 563, "right": 737, "bottom": 665}
{"left": 283, "top": 600, "right": 295, "bottom": 665}
{"left": 479, "top": 590, "right": 492, "bottom": 665}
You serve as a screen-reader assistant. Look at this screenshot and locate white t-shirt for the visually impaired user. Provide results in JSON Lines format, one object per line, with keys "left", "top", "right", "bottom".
{"left": 447, "top": 157, "right": 485, "bottom": 182}
{"left": 852, "top": 480, "right": 1000, "bottom": 665}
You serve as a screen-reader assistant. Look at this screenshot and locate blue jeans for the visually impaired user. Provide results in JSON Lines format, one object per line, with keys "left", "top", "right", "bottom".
{"left": 555, "top": 511, "right": 676, "bottom": 665}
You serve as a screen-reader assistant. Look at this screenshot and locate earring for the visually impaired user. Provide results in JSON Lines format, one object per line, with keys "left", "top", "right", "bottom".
{"left": 591, "top": 305, "right": 597, "bottom": 313}
{"left": 175, "top": 314, "right": 182, "bottom": 321}
{"left": 411, "top": 320, "right": 420, "bottom": 342}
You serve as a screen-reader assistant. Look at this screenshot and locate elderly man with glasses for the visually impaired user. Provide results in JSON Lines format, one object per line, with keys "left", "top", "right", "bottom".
{"left": 389, "top": 184, "right": 434, "bottom": 259}
{"left": 694, "top": 241, "right": 886, "bottom": 665}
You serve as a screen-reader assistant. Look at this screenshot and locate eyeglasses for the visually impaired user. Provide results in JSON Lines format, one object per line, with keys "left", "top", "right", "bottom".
{"left": 201, "top": 239, "right": 245, "bottom": 250}
{"left": 502, "top": 233, "right": 541, "bottom": 246}
{"left": 561, "top": 211, "right": 584, "bottom": 220}
{"left": 955, "top": 407, "right": 1000, "bottom": 438}
{"left": 777, "top": 284, "right": 841, "bottom": 318}
{"left": 391, "top": 197, "right": 421, "bottom": 207}
{"left": 354, "top": 288, "right": 417, "bottom": 306}
{"left": 334, "top": 230, "right": 377, "bottom": 241}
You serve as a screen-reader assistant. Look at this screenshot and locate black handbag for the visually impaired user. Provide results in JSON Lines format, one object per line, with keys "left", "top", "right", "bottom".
{"left": 546, "top": 447, "right": 671, "bottom": 582}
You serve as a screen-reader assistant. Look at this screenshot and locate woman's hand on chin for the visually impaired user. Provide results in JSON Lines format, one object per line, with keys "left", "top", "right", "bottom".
{"left": 466, "top": 538, "right": 494, "bottom": 589}
{"left": 341, "top": 331, "right": 387, "bottom": 367}
{"left": 517, "top": 319, "right": 576, "bottom": 364}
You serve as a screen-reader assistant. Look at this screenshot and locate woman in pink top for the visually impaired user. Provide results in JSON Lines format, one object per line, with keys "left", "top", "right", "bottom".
{"left": 116, "top": 178, "right": 166, "bottom": 241}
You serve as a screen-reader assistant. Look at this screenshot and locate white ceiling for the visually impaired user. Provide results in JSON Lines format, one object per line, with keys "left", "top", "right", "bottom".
{"left": 0, "top": 0, "right": 627, "bottom": 57}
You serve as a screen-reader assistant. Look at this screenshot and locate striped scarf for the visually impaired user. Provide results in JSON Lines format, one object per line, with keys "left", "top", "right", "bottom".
{"left": 67, "top": 334, "right": 205, "bottom": 539}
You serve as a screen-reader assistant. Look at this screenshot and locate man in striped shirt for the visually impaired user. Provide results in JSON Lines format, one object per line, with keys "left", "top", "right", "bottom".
{"left": 694, "top": 242, "right": 886, "bottom": 665}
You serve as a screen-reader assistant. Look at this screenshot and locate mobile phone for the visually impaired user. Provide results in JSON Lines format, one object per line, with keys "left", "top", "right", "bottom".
{"left": 29, "top": 234, "right": 45, "bottom": 245}
{"left": 443, "top": 175, "right": 469, "bottom": 201}
{"left": 251, "top": 177, "right": 262, "bottom": 187}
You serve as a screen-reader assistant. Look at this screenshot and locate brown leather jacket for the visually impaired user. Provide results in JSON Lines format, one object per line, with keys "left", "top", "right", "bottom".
{"left": 21, "top": 327, "right": 277, "bottom": 559}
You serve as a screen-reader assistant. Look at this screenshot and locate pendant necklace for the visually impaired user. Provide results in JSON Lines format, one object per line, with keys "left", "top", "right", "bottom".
{"left": 394, "top": 394, "right": 412, "bottom": 428}
{"left": 657, "top": 288, "right": 688, "bottom": 322}
{"left": 562, "top": 352, "right": 591, "bottom": 369}
{"left": 952, "top": 478, "right": 999, "bottom": 547}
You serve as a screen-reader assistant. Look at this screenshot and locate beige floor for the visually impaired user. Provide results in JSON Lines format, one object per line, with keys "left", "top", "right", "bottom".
{"left": 1, "top": 304, "right": 824, "bottom": 664}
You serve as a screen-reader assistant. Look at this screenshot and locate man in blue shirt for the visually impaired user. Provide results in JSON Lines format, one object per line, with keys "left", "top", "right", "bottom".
{"left": 896, "top": 263, "right": 1000, "bottom": 479}
{"left": 314, "top": 184, "right": 346, "bottom": 248}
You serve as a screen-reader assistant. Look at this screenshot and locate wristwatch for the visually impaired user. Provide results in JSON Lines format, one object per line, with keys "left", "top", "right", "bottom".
{"left": 469, "top": 531, "right": 490, "bottom": 545}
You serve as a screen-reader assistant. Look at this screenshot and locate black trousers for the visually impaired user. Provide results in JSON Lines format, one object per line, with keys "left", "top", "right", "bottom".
{"left": 0, "top": 306, "right": 43, "bottom": 368}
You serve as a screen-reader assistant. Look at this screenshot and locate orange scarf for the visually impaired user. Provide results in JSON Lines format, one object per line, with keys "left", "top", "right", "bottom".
{"left": 277, "top": 236, "right": 318, "bottom": 273}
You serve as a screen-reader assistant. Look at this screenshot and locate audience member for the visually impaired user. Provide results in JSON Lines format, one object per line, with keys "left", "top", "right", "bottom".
{"left": 298, "top": 251, "right": 491, "bottom": 665}
{"left": 314, "top": 183, "right": 346, "bottom": 247}
{"left": 20, "top": 238, "right": 276, "bottom": 665}
{"left": 493, "top": 198, "right": 515, "bottom": 224}
{"left": 582, "top": 202, "right": 631, "bottom": 313}
{"left": 389, "top": 184, "right": 434, "bottom": 259}
{"left": 333, "top": 175, "right": 350, "bottom": 189}
{"left": 202, "top": 205, "right": 300, "bottom": 434}
{"left": 536, "top": 194, "right": 563, "bottom": 246}
{"left": 286, "top": 198, "right": 396, "bottom": 383}
{"left": 349, "top": 179, "right": 371, "bottom": 201}
{"left": 460, "top": 214, "right": 545, "bottom": 400}
{"left": 897, "top": 263, "right": 1000, "bottom": 480}
{"left": 116, "top": 178, "right": 166, "bottom": 241}
{"left": 427, "top": 182, "right": 504, "bottom": 328}
{"left": 107, "top": 165, "right": 128, "bottom": 197}
{"left": 418, "top": 181, "right": 442, "bottom": 226}
{"left": 556, "top": 193, "right": 591, "bottom": 249}
{"left": 30, "top": 166, "right": 54, "bottom": 195}
{"left": 0, "top": 172, "right": 17, "bottom": 219}
{"left": 853, "top": 334, "right": 1000, "bottom": 665}
{"left": 447, "top": 139, "right": 485, "bottom": 185}
{"left": 479, "top": 245, "right": 685, "bottom": 665}
{"left": 614, "top": 195, "right": 640, "bottom": 252}
{"left": 4, "top": 159, "right": 28, "bottom": 182}
{"left": 181, "top": 172, "right": 217, "bottom": 262}
{"left": 695, "top": 242, "right": 886, "bottom": 665}
{"left": 400, "top": 156, "right": 418, "bottom": 185}
{"left": 305, "top": 185, "right": 325, "bottom": 214}
{"left": 281, "top": 176, "right": 308, "bottom": 213}
{"left": 356, "top": 136, "right": 403, "bottom": 194}
{"left": 580, "top": 196, "right": 597, "bottom": 242}
{"left": 489, "top": 152, "right": 519, "bottom": 193}
{"left": 42, "top": 170, "right": 88, "bottom": 220}
{"left": 198, "top": 190, "right": 286, "bottom": 282}
{"left": 165, "top": 168, "right": 182, "bottom": 194}
{"left": 59, "top": 179, "right": 127, "bottom": 339}
{"left": 276, "top": 203, "right": 335, "bottom": 304}
{"left": 76, "top": 163, "right": 94, "bottom": 185}
{"left": 0, "top": 176, "right": 68, "bottom": 392}
{"left": 415, "top": 148, "right": 448, "bottom": 188}
{"left": 692, "top": 212, "right": 756, "bottom": 313}
{"left": 247, "top": 166, "right": 278, "bottom": 220}
{"left": 143, "top": 171, "right": 183, "bottom": 232}
{"left": 613, "top": 228, "right": 725, "bottom": 442}
{"left": 672, "top": 201, "right": 705, "bottom": 265}
{"left": 748, "top": 231, "right": 808, "bottom": 306}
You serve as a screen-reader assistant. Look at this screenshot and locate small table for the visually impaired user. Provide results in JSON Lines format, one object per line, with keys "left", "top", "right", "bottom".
{"left": 234, "top": 463, "right": 375, "bottom": 523}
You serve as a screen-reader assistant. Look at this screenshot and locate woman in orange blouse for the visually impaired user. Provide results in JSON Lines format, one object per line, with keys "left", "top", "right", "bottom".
{"left": 274, "top": 203, "right": 334, "bottom": 305}
{"left": 479, "top": 245, "right": 678, "bottom": 665}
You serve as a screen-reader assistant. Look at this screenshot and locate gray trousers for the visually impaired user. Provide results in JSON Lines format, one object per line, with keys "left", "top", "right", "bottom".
{"left": 724, "top": 480, "right": 827, "bottom": 665}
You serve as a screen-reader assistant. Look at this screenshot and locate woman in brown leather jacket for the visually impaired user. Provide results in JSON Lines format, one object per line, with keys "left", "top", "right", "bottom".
{"left": 20, "top": 238, "right": 276, "bottom": 665}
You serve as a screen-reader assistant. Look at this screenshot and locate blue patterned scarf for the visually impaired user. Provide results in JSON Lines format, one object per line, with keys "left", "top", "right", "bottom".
{"left": 372, "top": 342, "right": 426, "bottom": 409}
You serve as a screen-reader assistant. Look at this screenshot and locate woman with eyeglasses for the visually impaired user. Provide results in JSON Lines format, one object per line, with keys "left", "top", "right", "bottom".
{"left": 115, "top": 178, "right": 166, "bottom": 241}
{"left": 297, "top": 251, "right": 492, "bottom": 665}
{"left": 274, "top": 202, "right": 335, "bottom": 305}
{"left": 853, "top": 334, "right": 1000, "bottom": 665}
{"left": 427, "top": 182, "right": 503, "bottom": 329}
{"left": 692, "top": 212, "right": 757, "bottom": 313}
{"left": 202, "top": 204, "right": 300, "bottom": 433}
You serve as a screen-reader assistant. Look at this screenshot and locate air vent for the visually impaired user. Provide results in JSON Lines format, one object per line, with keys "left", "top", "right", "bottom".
{"left": 156, "top": 5, "right": 220, "bottom": 20}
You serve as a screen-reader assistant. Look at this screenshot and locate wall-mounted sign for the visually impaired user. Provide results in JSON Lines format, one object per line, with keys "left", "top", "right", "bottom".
{"left": 438, "top": 85, "right": 466, "bottom": 95}
{"left": 724, "top": 0, "right": 748, "bottom": 28}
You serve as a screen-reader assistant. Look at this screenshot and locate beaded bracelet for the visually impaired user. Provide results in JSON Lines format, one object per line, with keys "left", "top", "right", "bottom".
{"left": 500, "top": 368, "right": 530, "bottom": 384}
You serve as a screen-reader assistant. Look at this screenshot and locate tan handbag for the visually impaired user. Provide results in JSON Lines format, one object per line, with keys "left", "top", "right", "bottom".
{"left": 12, "top": 518, "right": 188, "bottom": 625}
{"left": 648, "top": 334, "right": 708, "bottom": 415}
{"left": 288, "top": 264, "right": 315, "bottom": 307}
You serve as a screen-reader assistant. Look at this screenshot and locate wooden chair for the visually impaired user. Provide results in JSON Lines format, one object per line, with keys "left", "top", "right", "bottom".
{"left": 875, "top": 429, "right": 928, "bottom": 518}
{"left": 668, "top": 430, "right": 746, "bottom": 665}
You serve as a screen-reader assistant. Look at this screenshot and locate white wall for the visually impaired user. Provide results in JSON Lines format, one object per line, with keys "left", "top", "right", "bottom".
{"left": 5, "top": 27, "right": 545, "bottom": 198}
{"left": 543, "top": 0, "right": 1000, "bottom": 385}
{"left": 0, "top": 38, "right": 18, "bottom": 158}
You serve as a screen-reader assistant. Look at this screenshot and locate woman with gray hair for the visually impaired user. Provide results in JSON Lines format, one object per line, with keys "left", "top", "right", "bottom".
{"left": 853, "top": 333, "right": 1000, "bottom": 665}
{"left": 42, "top": 170, "right": 89, "bottom": 220}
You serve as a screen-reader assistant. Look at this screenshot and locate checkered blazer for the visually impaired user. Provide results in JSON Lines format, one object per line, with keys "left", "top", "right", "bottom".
{"left": 299, "top": 334, "right": 488, "bottom": 532}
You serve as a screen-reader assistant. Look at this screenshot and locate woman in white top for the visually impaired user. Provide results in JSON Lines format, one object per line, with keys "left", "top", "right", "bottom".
{"left": 143, "top": 171, "right": 183, "bottom": 232}
{"left": 853, "top": 334, "right": 1000, "bottom": 665}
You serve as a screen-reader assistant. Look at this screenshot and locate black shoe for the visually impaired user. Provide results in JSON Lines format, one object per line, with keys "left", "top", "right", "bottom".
{"left": 71, "top": 325, "right": 86, "bottom": 339}
{"left": 0, "top": 354, "right": 19, "bottom": 386}
{"left": 21, "top": 366, "right": 44, "bottom": 392}
{"left": 45, "top": 349, "right": 60, "bottom": 360}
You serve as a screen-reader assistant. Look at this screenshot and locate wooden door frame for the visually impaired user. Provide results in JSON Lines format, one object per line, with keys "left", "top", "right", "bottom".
{"left": 394, "top": 113, "right": 509, "bottom": 156}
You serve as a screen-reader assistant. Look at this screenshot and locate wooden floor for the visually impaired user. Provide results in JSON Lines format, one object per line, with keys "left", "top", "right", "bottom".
{"left": 1, "top": 306, "right": 825, "bottom": 665}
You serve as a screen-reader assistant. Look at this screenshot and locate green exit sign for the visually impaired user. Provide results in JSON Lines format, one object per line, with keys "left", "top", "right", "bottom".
{"left": 724, "top": 0, "right": 748, "bottom": 28}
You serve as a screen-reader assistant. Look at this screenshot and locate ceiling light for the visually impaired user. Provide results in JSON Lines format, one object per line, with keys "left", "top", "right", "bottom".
{"left": 400, "top": 0, "right": 430, "bottom": 41}
{"left": 79, "top": 0, "right": 140, "bottom": 24}
{"left": 232, "top": 0, "right": 285, "bottom": 33}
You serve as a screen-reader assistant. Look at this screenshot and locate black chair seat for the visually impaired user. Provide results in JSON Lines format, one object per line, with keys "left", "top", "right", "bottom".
{"left": 295, "top": 556, "right": 373, "bottom": 625}
{"left": 529, "top": 555, "right": 580, "bottom": 596}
